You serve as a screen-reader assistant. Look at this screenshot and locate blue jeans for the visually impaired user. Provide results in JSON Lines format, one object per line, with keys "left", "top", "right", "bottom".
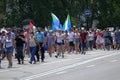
{"left": 81, "top": 42, "right": 87, "bottom": 52}
{"left": 89, "top": 40, "right": 94, "bottom": 49}
{"left": 81, "top": 42, "right": 86, "bottom": 48}
{"left": 30, "top": 46, "right": 36, "bottom": 61}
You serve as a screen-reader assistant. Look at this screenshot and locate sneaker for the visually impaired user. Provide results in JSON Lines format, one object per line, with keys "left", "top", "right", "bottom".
{"left": 82, "top": 51, "right": 84, "bottom": 54}
{"left": 37, "top": 60, "right": 40, "bottom": 62}
{"left": 33, "top": 61, "right": 36, "bottom": 64}
{"left": 55, "top": 55, "right": 58, "bottom": 58}
{"left": 49, "top": 53, "right": 52, "bottom": 57}
{"left": 83, "top": 52, "right": 86, "bottom": 55}
{"left": 22, "top": 61, "right": 24, "bottom": 64}
{"left": 8, "top": 63, "right": 12, "bottom": 68}
{"left": 41, "top": 60, "right": 44, "bottom": 62}
{"left": 29, "top": 61, "right": 32, "bottom": 64}
{"left": 17, "top": 62, "right": 21, "bottom": 64}
{"left": 8, "top": 65, "right": 12, "bottom": 68}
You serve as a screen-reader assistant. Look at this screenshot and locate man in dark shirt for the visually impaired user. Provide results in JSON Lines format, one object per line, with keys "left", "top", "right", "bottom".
{"left": 15, "top": 30, "right": 25, "bottom": 64}
{"left": 80, "top": 30, "right": 88, "bottom": 54}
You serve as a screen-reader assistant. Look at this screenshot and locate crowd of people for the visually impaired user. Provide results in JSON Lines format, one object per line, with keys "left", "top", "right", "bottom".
{"left": 0, "top": 27, "right": 120, "bottom": 68}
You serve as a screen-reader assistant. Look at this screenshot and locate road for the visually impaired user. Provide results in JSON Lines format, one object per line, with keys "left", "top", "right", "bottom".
{"left": 0, "top": 50, "right": 120, "bottom": 80}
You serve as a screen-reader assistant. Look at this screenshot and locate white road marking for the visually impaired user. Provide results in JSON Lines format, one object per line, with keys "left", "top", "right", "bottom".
{"left": 110, "top": 60, "right": 118, "bottom": 62}
{"left": 41, "top": 59, "right": 71, "bottom": 65}
{"left": 87, "top": 65, "right": 95, "bottom": 68}
{"left": 0, "top": 66, "right": 28, "bottom": 73}
{"left": 0, "top": 58, "right": 73, "bottom": 73}
{"left": 56, "top": 71, "right": 67, "bottom": 75}
{"left": 0, "top": 51, "right": 116, "bottom": 73}
{"left": 0, "top": 58, "right": 79, "bottom": 73}
{"left": 20, "top": 53, "right": 119, "bottom": 80}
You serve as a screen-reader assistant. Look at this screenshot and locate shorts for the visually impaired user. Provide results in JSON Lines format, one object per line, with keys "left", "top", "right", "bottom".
{"left": 6, "top": 46, "right": 13, "bottom": 54}
{"left": 105, "top": 39, "right": 111, "bottom": 46}
{"left": 116, "top": 39, "right": 120, "bottom": 44}
{"left": 81, "top": 42, "right": 86, "bottom": 48}
{"left": 57, "top": 42, "right": 63, "bottom": 46}
{"left": 0, "top": 47, "right": 3, "bottom": 51}
{"left": 69, "top": 41, "right": 74, "bottom": 46}
{"left": 74, "top": 38, "right": 79, "bottom": 44}
{"left": 62, "top": 40, "right": 64, "bottom": 45}
{"left": 64, "top": 40, "right": 69, "bottom": 44}
{"left": 47, "top": 42, "right": 54, "bottom": 47}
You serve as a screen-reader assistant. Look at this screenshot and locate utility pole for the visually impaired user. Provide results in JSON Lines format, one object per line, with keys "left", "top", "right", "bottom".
{"left": 85, "top": 0, "right": 90, "bottom": 30}
{"left": 90, "top": 0, "right": 94, "bottom": 28}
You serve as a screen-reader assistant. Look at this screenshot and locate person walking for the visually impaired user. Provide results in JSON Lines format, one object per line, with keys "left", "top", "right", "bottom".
{"left": 115, "top": 27, "right": 120, "bottom": 50}
{"left": 35, "top": 27, "right": 45, "bottom": 62}
{"left": 4, "top": 32, "right": 16, "bottom": 68}
{"left": 46, "top": 30, "right": 55, "bottom": 57}
{"left": 74, "top": 29, "right": 80, "bottom": 53}
{"left": 15, "top": 30, "right": 25, "bottom": 64}
{"left": 24, "top": 28, "right": 30, "bottom": 57}
{"left": 88, "top": 31, "right": 94, "bottom": 50}
{"left": 64, "top": 31, "right": 69, "bottom": 53}
{"left": 28, "top": 32, "right": 38, "bottom": 64}
{"left": 80, "top": 30, "right": 88, "bottom": 54}
{"left": 103, "top": 29, "right": 112, "bottom": 50}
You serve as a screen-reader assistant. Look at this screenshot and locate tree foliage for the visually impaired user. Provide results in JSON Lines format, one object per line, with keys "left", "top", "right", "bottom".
{"left": 0, "top": 0, "right": 120, "bottom": 29}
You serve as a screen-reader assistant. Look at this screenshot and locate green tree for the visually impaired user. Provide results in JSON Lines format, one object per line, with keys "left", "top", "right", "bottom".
{"left": 0, "top": 0, "right": 120, "bottom": 29}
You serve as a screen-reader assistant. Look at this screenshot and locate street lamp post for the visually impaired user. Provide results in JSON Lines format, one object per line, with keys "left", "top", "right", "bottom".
{"left": 77, "top": 13, "right": 81, "bottom": 29}
{"left": 85, "top": 0, "right": 90, "bottom": 30}
{"left": 85, "top": 8, "right": 90, "bottom": 30}
{"left": 86, "top": 15, "right": 89, "bottom": 30}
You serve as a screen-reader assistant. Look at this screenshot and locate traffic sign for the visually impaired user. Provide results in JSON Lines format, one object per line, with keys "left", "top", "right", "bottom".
{"left": 84, "top": 8, "right": 91, "bottom": 17}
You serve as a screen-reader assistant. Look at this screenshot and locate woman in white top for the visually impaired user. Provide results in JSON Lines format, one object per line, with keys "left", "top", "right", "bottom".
{"left": 4, "top": 32, "right": 15, "bottom": 68}
{"left": 96, "top": 34, "right": 104, "bottom": 49}
{"left": 55, "top": 30, "right": 64, "bottom": 58}
{"left": 28, "top": 32, "right": 39, "bottom": 64}
{"left": 74, "top": 29, "right": 80, "bottom": 53}
{"left": 63, "top": 31, "right": 69, "bottom": 52}
{"left": 88, "top": 31, "right": 94, "bottom": 50}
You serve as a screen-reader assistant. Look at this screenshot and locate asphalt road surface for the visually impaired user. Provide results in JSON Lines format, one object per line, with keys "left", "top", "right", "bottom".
{"left": 0, "top": 50, "right": 120, "bottom": 80}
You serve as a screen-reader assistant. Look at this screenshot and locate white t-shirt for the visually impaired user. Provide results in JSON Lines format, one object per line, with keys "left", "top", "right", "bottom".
{"left": 1, "top": 36, "right": 6, "bottom": 44}
{"left": 5, "top": 38, "right": 13, "bottom": 48}
{"left": 88, "top": 33, "right": 94, "bottom": 41}
{"left": 111, "top": 32, "right": 114, "bottom": 37}
{"left": 68, "top": 32, "right": 74, "bottom": 42}
{"left": 56, "top": 33, "right": 63, "bottom": 43}
{"left": 52, "top": 32, "right": 56, "bottom": 36}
